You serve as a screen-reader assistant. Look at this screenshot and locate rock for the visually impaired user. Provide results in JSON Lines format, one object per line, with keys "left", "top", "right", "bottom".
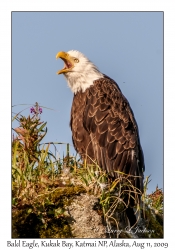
{"left": 66, "top": 193, "right": 106, "bottom": 238}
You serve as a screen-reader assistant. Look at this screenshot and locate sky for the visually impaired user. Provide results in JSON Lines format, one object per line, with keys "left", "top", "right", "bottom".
{"left": 12, "top": 12, "right": 163, "bottom": 193}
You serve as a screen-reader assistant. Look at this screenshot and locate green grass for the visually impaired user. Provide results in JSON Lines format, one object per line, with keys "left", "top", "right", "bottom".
{"left": 12, "top": 104, "right": 163, "bottom": 238}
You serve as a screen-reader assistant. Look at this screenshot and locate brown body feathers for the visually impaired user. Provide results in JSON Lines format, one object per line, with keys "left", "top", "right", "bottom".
{"left": 70, "top": 75, "right": 145, "bottom": 193}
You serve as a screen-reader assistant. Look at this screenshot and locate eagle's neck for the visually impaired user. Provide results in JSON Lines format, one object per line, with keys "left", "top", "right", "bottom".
{"left": 64, "top": 70, "right": 104, "bottom": 94}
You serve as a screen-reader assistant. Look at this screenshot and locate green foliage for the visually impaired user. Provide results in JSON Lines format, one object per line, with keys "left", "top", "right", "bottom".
{"left": 12, "top": 105, "right": 163, "bottom": 238}
{"left": 12, "top": 109, "right": 78, "bottom": 238}
{"left": 142, "top": 176, "right": 163, "bottom": 216}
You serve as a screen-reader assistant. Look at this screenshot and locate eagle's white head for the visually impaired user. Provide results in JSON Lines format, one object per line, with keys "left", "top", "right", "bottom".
{"left": 56, "top": 50, "right": 103, "bottom": 94}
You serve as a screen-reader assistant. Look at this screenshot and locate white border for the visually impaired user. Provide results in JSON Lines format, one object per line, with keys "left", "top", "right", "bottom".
{"left": 1, "top": 0, "right": 174, "bottom": 248}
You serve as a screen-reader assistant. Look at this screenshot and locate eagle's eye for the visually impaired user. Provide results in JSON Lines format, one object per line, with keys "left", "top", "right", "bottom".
{"left": 74, "top": 58, "right": 79, "bottom": 63}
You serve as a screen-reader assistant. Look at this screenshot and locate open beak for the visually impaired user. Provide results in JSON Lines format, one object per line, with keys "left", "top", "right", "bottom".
{"left": 56, "top": 51, "right": 74, "bottom": 74}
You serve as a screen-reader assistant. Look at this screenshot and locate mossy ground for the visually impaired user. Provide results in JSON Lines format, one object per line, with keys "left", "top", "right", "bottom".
{"left": 12, "top": 185, "right": 86, "bottom": 238}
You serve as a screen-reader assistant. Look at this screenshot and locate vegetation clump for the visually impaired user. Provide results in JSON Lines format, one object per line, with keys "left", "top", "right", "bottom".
{"left": 12, "top": 103, "right": 163, "bottom": 238}
{"left": 12, "top": 104, "right": 82, "bottom": 238}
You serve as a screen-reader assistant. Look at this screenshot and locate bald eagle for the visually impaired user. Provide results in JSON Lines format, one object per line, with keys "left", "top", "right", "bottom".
{"left": 56, "top": 50, "right": 145, "bottom": 226}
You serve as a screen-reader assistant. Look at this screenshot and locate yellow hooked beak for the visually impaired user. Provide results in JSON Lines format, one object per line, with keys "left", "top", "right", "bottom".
{"left": 56, "top": 51, "right": 75, "bottom": 74}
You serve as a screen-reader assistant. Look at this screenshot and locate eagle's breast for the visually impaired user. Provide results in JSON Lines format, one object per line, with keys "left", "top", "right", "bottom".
{"left": 70, "top": 90, "right": 95, "bottom": 159}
